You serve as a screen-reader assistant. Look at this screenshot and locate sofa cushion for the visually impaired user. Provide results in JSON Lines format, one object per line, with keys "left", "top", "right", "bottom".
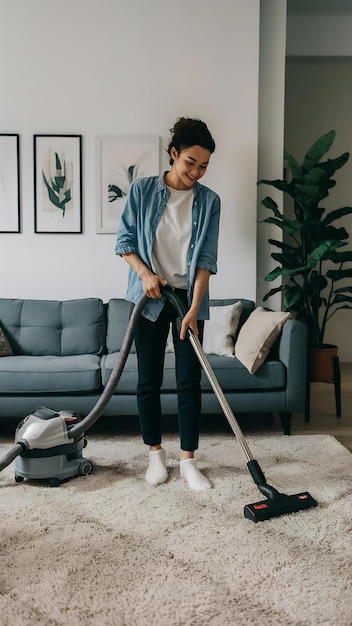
{"left": 0, "top": 298, "right": 105, "bottom": 357}
{"left": 201, "top": 354, "right": 286, "bottom": 391}
{"left": 0, "top": 355, "right": 101, "bottom": 393}
{"left": 101, "top": 353, "right": 138, "bottom": 392}
{"left": 106, "top": 299, "right": 136, "bottom": 354}
{"left": 235, "top": 307, "right": 292, "bottom": 373}
{"left": 101, "top": 352, "right": 286, "bottom": 395}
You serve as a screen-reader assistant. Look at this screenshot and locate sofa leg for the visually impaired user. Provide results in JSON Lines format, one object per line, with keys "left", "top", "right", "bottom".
{"left": 279, "top": 412, "right": 291, "bottom": 436}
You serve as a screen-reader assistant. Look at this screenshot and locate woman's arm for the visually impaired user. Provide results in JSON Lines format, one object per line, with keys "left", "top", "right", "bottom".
{"left": 179, "top": 268, "right": 211, "bottom": 340}
{"left": 121, "top": 252, "right": 167, "bottom": 299}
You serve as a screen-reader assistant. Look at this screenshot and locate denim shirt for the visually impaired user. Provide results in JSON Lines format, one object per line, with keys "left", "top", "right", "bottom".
{"left": 115, "top": 173, "right": 221, "bottom": 321}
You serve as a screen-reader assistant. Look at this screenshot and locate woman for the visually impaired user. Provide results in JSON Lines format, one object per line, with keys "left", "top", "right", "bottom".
{"left": 115, "top": 117, "right": 220, "bottom": 490}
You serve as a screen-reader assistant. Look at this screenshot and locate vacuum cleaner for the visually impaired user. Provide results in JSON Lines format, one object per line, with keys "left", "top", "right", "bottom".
{"left": 13, "top": 407, "right": 93, "bottom": 487}
{"left": 0, "top": 287, "right": 317, "bottom": 522}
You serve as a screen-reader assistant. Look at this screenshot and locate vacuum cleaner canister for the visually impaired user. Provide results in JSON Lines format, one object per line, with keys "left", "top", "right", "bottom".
{"left": 14, "top": 407, "right": 93, "bottom": 487}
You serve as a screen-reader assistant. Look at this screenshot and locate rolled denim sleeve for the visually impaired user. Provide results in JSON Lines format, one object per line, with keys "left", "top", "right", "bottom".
{"left": 196, "top": 194, "right": 220, "bottom": 274}
{"left": 115, "top": 182, "right": 140, "bottom": 256}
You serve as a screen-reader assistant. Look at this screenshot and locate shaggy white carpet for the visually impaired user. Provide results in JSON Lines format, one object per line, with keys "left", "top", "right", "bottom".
{"left": 0, "top": 432, "right": 352, "bottom": 626}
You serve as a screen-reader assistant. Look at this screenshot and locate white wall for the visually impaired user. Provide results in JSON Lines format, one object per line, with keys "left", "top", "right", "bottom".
{"left": 256, "top": 0, "right": 287, "bottom": 310}
{"left": 0, "top": 0, "right": 260, "bottom": 302}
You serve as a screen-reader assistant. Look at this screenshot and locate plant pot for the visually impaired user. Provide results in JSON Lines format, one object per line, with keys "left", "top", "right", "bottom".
{"left": 307, "top": 344, "right": 338, "bottom": 383}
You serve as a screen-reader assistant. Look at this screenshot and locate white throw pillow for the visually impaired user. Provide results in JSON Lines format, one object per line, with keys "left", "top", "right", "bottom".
{"left": 235, "top": 306, "right": 292, "bottom": 373}
{"left": 202, "top": 302, "right": 243, "bottom": 357}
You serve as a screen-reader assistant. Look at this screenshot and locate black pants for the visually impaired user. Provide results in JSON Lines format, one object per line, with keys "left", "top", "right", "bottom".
{"left": 134, "top": 289, "right": 204, "bottom": 451}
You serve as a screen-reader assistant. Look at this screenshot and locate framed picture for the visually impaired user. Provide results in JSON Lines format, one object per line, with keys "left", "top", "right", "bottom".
{"left": 34, "top": 134, "right": 82, "bottom": 233}
{"left": 0, "top": 134, "right": 20, "bottom": 233}
{"left": 96, "top": 135, "right": 159, "bottom": 234}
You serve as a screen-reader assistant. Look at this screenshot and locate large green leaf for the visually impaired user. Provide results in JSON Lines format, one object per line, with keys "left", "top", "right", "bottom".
{"left": 326, "top": 268, "right": 352, "bottom": 281}
{"left": 322, "top": 206, "right": 352, "bottom": 226}
{"left": 257, "top": 179, "right": 293, "bottom": 195}
{"left": 284, "top": 286, "right": 304, "bottom": 309}
{"left": 318, "top": 153, "right": 350, "bottom": 177}
{"left": 263, "top": 285, "right": 283, "bottom": 301}
{"left": 268, "top": 238, "right": 298, "bottom": 252}
{"left": 308, "top": 240, "right": 346, "bottom": 265}
{"left": 263, "top": 216, "right": 299, "bottom": 234}
{"left": 284, "top": 152, "right": 302, "bottom": 179}
{"left": 271, "top": 251, "right": 302, "bottom": 269}
{"left": 302, "top": 130, "right": 336, "bottom": 170}
{"left": 302, "top": 166, "right": 328, "bottom": 186}
{"left": 264, "top": 266, "right": 285, "bottom": 282}
{"left": 324, "top": 249, "right": 352, "bottom": 263}
{"left": 260, "top": 196, "right": 281, "bottom": 214}
{"left": 320, "top": 224, "right": 349, "bottom": 241}
{"left": 332, "top": 294, "right": 352, "bottom": 304}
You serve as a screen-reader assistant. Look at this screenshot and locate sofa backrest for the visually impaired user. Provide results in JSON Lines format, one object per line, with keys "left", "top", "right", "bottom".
{"left": 106, "top": 299, "right": 135, "bottom": 353}
{"left": 0, "top": 298, "right": 105, "bottom": 356}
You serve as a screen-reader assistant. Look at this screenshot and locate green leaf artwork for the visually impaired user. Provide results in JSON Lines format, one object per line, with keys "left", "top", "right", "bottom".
{"left": 42, "top": 152, "right": 72, "bottom": 217}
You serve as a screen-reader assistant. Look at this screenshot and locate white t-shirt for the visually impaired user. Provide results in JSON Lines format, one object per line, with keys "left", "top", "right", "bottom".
{"left": 152, "top": 186, "right": 194, "bottom": 289}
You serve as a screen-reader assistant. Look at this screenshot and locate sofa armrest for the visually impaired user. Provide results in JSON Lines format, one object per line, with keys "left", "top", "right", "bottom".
{"left": 278, "top": 318, "right": 307, "bottom": 412}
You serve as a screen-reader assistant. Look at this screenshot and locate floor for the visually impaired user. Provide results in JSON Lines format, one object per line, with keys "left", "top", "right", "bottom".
{"left": 290, "top": 362, "right": 352, "bottom": 452}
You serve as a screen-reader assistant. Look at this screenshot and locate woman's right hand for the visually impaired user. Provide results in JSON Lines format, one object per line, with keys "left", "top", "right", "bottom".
{"left": 122, "top": 253, "right": 167, "bottom": 299}
{"left": 140, "top": 270, "right": 167, "bottom": 299}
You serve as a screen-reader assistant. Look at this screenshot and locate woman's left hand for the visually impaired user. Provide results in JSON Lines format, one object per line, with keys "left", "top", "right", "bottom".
{"left": 180, "top": 310, "right": 198, "bottom": 341}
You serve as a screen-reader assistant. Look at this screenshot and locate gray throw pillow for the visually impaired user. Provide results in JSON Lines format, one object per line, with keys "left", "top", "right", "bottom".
{"left": 0, "top": 326, "right": 13, "bottom": 356}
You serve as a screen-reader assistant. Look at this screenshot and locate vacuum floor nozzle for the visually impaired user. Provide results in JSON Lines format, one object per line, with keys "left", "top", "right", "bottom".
{"left": 244, "top": 491, "right": 318, "bottom": 522}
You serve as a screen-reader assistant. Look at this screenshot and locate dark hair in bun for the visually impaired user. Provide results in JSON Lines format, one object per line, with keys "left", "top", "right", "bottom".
{"left": 167, "top": 117, "right": 216, "bottom": 165}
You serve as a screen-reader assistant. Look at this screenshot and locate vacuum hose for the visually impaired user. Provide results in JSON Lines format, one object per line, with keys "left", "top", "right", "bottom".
{"left": 0, "top": 442, "right": 27, "bottom": 472}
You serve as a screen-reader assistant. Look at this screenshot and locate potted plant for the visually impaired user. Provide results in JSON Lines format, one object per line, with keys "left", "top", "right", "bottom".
{"left": 257, "top": 129, "right": 352, "bottom": 381}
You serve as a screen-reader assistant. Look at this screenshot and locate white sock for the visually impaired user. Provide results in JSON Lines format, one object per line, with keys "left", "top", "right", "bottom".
{"left": 145, "top": 448, "right": 168, "bottom": 485}
{"left": 180, "top": 458, "right": 212, "bottom": 491}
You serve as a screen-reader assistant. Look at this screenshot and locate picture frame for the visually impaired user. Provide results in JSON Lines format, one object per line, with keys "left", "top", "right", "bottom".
{"left": 34, "top": 134, "right": 82, "bottom": 233}
{"left": 0, "top": 134, "right": 20, "bottom": 233}
{"left": 96, "top": 135, "right": 160, "bottom": 234}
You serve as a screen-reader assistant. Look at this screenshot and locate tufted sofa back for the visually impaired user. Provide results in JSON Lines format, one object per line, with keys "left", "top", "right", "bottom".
{"left": 0, "top": 298, "right": 105, "bottom": 356}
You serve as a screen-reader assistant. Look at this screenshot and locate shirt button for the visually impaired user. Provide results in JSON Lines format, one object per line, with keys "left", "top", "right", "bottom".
{"left": 194, "top": 221, "right": 197, "bottom": 225}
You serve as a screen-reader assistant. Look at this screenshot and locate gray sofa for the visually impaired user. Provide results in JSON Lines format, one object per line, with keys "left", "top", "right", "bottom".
{"left": 0, "top": 296, "right": 307, "bottom": 435}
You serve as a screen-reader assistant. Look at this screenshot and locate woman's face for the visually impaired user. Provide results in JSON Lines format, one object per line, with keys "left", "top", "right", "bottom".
{"left": 169, "top": 145, "right": 211, "bottom": 190}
